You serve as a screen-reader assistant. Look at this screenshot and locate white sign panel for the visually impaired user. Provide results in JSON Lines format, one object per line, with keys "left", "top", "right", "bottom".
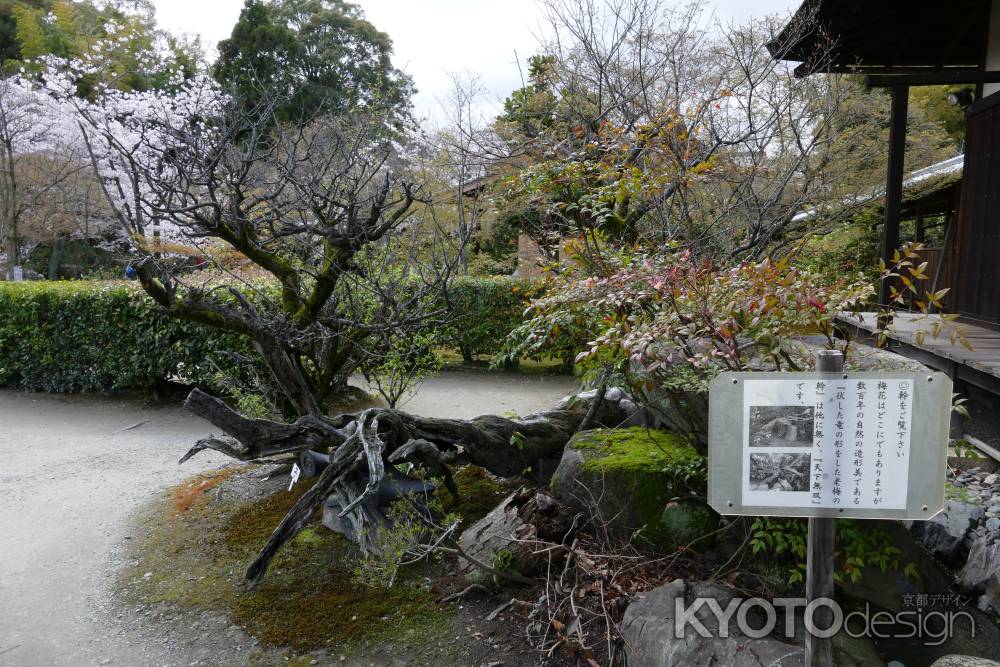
{"left": 708, "top": 371, "right": 949, "bottom": 520}
{"left": 741, "top": 379, "right": 912, "bottom": 510}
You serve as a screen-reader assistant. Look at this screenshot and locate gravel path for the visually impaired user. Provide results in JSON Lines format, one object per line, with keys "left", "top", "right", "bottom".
{"left": 0, "top": 370, "right": 576, "bottom": 666}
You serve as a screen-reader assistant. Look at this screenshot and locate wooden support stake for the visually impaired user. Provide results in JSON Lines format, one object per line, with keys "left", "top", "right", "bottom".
{"left": 805, "top": 350, "right": 842, "bottom": 667}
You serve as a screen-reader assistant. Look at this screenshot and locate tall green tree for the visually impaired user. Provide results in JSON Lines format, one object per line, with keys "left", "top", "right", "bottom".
{"left": 499, "top": 54, "right": 559, "bottom": 139}
{"left": 910, "top": 85, "right": 972, "bottom": 148}
{"left": 214, "top": 0, "right": 413, "bottom": 125}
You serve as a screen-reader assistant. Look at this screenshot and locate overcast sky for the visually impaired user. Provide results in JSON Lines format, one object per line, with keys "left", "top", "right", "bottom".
{"left": 153, "top": 0, "right": 801, "bottom": 122}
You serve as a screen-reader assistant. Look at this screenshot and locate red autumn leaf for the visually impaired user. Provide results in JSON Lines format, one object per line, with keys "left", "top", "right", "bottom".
{"left": 806, "top": 296, "right": 826, "bottom": 311}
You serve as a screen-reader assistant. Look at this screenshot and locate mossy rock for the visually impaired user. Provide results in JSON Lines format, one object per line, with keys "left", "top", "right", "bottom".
{"left": 550, "top": 427, "right": 716, "bottom": 552}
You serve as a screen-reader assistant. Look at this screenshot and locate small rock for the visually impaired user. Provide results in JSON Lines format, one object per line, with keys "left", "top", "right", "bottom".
{"left": 987, "top": 518, "right": 1000, "bottom": 531}
{"left": 533, "top": 492, "right": 555, "bottom": 512}
{"left": 985, "top": 474, "right": 999, "bottom": 486}
{"left": 605, "top": 386, "right": 625, "bottom": 402}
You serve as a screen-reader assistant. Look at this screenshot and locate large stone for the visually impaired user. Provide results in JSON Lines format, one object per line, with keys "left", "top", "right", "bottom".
{"left": 839, "top": 521, "right": 955, "bottom": 614}
{"left": 550, "top": 428, "right": 717, "bottom": 551}
{"left": 931, "top": 657, "right": 1000, "bottom": 667}
{"left": 828, "top": 338, "right": 931, "bottom": 373}
{"left": 621, "top": 580, "right": 801, "bottom": 667}
{"left": 910, "top": 501, "right": 985, "bottom": 564}
{"left": 959, "top": 533, "right": 1000, "bottom": 611}
{"left": 835, "top": 521, "right": 1000, "bottom": 660}
{"left": 620, "top": 579, "right": 882, "bottom": 667}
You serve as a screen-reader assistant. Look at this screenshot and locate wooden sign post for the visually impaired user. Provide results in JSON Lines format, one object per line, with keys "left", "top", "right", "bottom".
{"left": 706, "top": 350, "right": 952, "bottom": 666}
{"left": 805, "top": 350, "right": 841, "bottom": 667}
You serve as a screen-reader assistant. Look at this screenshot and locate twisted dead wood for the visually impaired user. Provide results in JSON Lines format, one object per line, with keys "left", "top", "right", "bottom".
{"left": 182, "top": 387, "right": 627, "bottom": 584}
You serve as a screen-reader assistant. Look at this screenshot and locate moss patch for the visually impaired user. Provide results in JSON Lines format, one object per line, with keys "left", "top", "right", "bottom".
{"left": 554, "top": 427, "right": 713, "bottom": 552}
{"left": 442, "top": 465, "right": 511, "bottom": 526}
{"left": 570, "top": 427, "right": 701, "bottom": 472}
{"left": 231, "top": 534, "right": 447, "bottom": 650}
{"left": 121, "top": 470, "right": 451, "bottom": 655}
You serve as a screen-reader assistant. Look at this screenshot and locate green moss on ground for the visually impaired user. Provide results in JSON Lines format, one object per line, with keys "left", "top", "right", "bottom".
{"left": 121, "top": 470, "right": 451, "bottom": 654}
{"left": 436, "top": 348, "right": 572, "bottom": 375}
{"left": 233, "top": 541, "right": 447, "bottom": 650}
{"left": 442, "top": 465, "right": 511, "bottom": 526}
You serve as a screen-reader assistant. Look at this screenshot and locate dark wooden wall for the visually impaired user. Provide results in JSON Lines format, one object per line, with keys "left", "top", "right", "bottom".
{"left": 951, "top": 94, "right": 1000, "bottom": 326}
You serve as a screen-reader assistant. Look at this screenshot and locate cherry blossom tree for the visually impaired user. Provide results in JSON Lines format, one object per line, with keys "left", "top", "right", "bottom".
{"left": 0, "top": 73, "right": 88, "bottom": 278}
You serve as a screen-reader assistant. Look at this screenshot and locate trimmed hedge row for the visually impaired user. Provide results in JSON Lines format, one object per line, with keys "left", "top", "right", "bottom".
{"left": 0, "top": 277, "right": 537, "bottom": 393}
{"left": 0, "top": 281, "right": 251, "bottom": 393}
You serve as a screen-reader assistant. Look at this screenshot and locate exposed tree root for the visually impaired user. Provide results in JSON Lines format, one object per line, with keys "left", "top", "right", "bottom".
{"left": 181, "top": 387, "right": 627, "bottom": 585}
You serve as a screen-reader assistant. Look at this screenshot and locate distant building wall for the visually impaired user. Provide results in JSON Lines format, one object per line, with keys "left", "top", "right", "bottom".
{"left": 516, "top": 234, "right": 546, "bottom": 280}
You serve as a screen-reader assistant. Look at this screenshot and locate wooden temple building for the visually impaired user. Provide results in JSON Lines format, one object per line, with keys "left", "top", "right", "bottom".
{"left": 773, "top": 0, "right": 1000, "bottom": 404}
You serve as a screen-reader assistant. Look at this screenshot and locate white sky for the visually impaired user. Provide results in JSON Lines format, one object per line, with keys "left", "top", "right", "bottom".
{"left": 153, "top": 0, "right": 801, "bottom": 123}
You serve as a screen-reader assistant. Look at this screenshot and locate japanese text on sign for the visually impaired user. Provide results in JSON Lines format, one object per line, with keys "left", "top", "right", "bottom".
{"left": 741, "top": 379, "right": 913, "bottom": 509}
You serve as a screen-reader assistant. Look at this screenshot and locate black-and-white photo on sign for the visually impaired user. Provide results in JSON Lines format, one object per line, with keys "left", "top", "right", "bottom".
{"left": 749, "top": 452, "right": 812, "bottom": 492}
{"left": 749, "top": 406, "right": 815, "bottom": 448}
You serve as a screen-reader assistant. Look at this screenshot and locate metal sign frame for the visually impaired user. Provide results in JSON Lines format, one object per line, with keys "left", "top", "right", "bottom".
{"left": 708, "top": 371, "right": 951, "bottom": 521}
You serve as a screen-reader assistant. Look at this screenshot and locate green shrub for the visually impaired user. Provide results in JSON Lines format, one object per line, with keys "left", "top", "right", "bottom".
{"left": 441, "top": 277, "right": 541, "bottom": 362}
{"left": 749, "top": 516, "right": 917, "bottom": 586}
{"left": 0, "top": 281, "right": 251, "bottom": 393}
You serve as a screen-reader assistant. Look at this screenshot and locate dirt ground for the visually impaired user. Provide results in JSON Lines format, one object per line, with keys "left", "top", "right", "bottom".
{"left": 0, "top": 370, "right": 576, "bottom": 666}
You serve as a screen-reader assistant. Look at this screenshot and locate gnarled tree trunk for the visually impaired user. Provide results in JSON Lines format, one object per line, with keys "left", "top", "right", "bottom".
{"left": 182, "top": 388, "right": 625, "bottom": 586}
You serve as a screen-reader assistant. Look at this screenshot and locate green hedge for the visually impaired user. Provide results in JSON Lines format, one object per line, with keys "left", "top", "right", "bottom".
{"left": 0, "top": 277, "right": 538, "bottom": 393}
{"left": 442, "top": 277, "right": 539, "bottom": 361}
{"left": 0, "top": 281, "right": 251, "bottom": 393}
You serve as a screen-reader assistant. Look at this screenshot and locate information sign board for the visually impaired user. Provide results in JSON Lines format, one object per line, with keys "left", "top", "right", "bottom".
{"left": 708, "top": 371, "right": 951, "bottom": 520}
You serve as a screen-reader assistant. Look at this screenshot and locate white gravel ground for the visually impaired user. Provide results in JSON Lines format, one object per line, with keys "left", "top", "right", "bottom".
{"left": 0, "top": 370, "right": 576, "bottom": 666}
